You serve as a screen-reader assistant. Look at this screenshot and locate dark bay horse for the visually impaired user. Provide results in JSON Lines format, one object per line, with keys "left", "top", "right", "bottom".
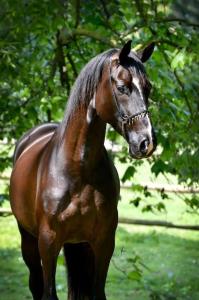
{"left": 10, "top": 41, "right": 156, "bottom": 300}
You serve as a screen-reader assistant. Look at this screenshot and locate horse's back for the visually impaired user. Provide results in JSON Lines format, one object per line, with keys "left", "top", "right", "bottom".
{"left": 13, "top": 122, "right": 59, "bottom": 163}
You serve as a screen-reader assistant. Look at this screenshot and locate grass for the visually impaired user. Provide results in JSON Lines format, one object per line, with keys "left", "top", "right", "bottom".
{"left": 0, "top": 160, "right": 199, "bottom": 299}
{"left": 107, "top": 226, "right": 199, "bottom": 300}
{"left": 0, "top": 206, "right": 199, "bottom": 299}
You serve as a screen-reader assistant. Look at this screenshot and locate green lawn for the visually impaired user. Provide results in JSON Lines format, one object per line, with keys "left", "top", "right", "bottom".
{"left": 0, "top": 160, "right": 199, "bottom": 299}
{"left": 0, "top": 206, "right": 198, "bottom": 300}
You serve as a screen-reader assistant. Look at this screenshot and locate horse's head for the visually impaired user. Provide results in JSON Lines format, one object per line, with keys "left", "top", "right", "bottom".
{"left": 96, "top": 41, "right": 157, "bottom": 159}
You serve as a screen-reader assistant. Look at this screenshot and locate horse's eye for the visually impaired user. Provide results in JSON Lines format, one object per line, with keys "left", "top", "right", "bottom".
{"left": 117, "top": 85, "right": 129, "bottom": 95}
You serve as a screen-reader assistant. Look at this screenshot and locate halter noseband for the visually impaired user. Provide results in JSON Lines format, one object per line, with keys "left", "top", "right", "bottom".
{"left": 109, "top": 61, "right": 149, "bottom": 138}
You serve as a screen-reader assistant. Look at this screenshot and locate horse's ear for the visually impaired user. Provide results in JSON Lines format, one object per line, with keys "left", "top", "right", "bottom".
{"left": 137, "top": 42, "right": 155, "bottom": 63}
{"left": 119, "top": 40, "right": 132, "bottom": 64}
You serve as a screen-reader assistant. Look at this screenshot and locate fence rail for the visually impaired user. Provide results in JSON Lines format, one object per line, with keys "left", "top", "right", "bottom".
{"left": 1, "top": 175, "right": 199, "bottom": 194}
{"left": 121, "top": 183, "right": 199, "bottom": 194}
{"left": 0, "top": 208, "right": 198, "bottom": 231}
{"left": 119, "top": 217, "right": 199, "bottom": 231}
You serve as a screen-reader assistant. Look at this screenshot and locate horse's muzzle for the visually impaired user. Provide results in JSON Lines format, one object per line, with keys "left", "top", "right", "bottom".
{"left": 128, "top": 129, "right": 157, "bottom": 159}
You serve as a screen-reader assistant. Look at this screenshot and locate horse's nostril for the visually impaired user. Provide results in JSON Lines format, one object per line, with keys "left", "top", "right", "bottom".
{"left": 139, "top": 138, "right": 149, "bottom": 155}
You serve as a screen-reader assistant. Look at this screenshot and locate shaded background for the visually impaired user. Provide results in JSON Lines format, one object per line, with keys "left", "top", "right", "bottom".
{"left": 0, "top": 0, "right": 199, "bottom": 184}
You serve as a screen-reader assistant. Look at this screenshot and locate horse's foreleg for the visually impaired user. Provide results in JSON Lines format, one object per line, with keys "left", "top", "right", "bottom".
{"left": 18, "top": 224, "right": 43, "bottom": 300}
{"left": 63, "top": 242, "right": 95, "bottom": 300}
{"left": 38, "top": 227, "right": 61, "bottom": 300}
{"left": 93, "top": 235, "right": 115, "bottom": 300}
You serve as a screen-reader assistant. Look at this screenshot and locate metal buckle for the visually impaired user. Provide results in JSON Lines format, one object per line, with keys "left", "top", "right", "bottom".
{"left": 121, "top": 115, "right": 129, "bottom": 123}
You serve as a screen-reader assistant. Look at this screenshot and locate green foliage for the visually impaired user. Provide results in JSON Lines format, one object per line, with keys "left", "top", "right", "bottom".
{"left": 121, "top": 165, "right": 136, "bottom": 182}
{"left": 130, "top": 196, "right": 142, "bottom": 207}
{"left": 0, "top": 1, "right": 198, "bottom": 196}
{"left": 184, "top": 195, "right": 199, "bottom": 213}
{"left": 0, "top": 194, "right": 9, "bottom": 207}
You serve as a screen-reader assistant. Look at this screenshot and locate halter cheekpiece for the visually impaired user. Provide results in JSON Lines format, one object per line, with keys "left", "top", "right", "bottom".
{"left": 108, "top": 60, "right": 149, "bottom": 137}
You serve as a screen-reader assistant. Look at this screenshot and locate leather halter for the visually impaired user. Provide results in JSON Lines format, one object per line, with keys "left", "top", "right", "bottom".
{"left": 109, "top": 61, "right": 149, "bottom": 138}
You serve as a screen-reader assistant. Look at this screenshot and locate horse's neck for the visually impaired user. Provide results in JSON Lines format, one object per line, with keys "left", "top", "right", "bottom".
{"left": 57, "top": 105, "right": 106, "bottom": 176}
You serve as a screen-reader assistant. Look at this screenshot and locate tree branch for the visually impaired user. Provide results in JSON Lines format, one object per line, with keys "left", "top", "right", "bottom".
{"left": 134, "top": 0, "right": 147, "bottom": 24}
{"left": 156, "top": 38, "right": 182, "bottom": 49}
{"left": 55, "top": 31, "right": 70, "bottom": 89}
{"left": 155, "top": 17, "right": 199, "bottom": 28}
{"left": 74, "top": 38, "right": 87, "bottom": 63}
{"left": 58, "top": 28, "right": 116, "bottom": 47}
{"left": 74, "top": 0, "right": 80, "bottom": 28}
{"left": 66, "top": 51, "right": 78, "bottom": 78}
{"left": 100, "top": 0, "right": 110, "bottom": 19}
{"left": 124, "top": 16, "right": 199, "bottom": 41}
{"left": 98, "top": 1, "right": 124, "bottom": 44}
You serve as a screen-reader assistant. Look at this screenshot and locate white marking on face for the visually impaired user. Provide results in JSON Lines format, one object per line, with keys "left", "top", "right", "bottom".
{"left": 17, "top": 132, "right": 54, "bottom": 160}
{"left": 133, "top": 77, "right": 144, "bottom": 101}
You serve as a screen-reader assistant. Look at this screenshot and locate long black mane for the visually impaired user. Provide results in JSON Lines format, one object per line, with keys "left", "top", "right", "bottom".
{"left": 59, "top": 48, "right": 118, "bottom": 132}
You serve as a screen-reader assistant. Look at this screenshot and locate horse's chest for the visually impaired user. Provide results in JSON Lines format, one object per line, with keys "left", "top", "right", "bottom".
{"left": 56, "top": 184, "right": 117, "bottom": 242}
{"left": 59, "top": 184, "right": 115, "bottom": 221}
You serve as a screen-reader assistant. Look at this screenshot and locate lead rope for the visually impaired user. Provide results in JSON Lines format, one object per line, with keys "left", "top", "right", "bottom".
{"left": 108, "top": 60, "right": 149, "bottom": 139}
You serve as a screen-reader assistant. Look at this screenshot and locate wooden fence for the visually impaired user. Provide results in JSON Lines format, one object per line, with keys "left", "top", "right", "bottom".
{"left": 1, "top": 176, "right": 198, "bottom": 231}
{"left": 0, "top": 208, "right": 198, "bottom": 231}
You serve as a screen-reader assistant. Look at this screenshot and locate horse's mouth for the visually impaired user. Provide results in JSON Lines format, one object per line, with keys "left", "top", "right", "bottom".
{"left": 128, "top": 143, "right": 156, "bottom": 159}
